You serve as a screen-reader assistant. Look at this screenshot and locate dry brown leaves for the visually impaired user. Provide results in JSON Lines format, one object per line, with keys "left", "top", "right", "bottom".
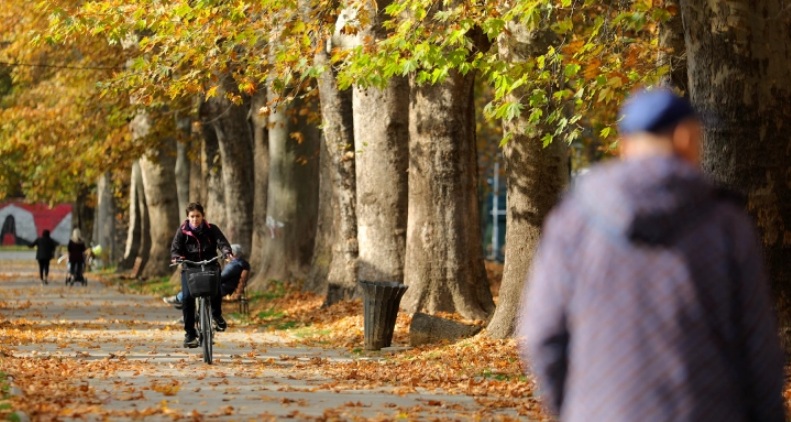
{"left": 243, "top": 282, "right": 547, "bottom": 420}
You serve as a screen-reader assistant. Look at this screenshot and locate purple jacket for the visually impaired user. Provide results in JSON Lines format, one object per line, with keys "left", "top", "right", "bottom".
{"left": 519, "top": 156, "right": 784, "bottom": 422}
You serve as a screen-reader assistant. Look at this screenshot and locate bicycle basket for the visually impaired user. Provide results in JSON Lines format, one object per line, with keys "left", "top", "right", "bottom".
{"left": 186, "top": 269, "right": 219, "bottom": 297}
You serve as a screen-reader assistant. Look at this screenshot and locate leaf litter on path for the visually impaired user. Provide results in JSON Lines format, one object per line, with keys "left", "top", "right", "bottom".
{"left": 0, "top": 262, "right": 536, "bottom": 420}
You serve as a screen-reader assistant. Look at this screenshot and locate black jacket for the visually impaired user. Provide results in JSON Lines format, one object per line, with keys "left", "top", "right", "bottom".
{"left": 68, "top": 240, "right": 87, "bottom": 263}
{"left": 30, "top": 236, "right": 58, "bottom": 261}
{"left": 170, "top": 220, "right": 232, "bottom": 263}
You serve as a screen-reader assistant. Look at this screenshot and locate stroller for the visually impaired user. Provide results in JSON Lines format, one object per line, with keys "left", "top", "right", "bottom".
{"left": 66, "top": 261, "right": 87, "bottom": 286}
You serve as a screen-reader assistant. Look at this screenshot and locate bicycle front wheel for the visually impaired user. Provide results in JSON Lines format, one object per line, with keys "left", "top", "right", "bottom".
{"left": 199, "top": 297, "right": 213, "bottom": 364}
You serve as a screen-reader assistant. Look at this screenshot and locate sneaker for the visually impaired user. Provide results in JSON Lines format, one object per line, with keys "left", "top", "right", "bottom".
{"left": 213, "top": 316, "right": 227, "bottom": 332}
{"left": 163, "top": 296, "right": 183, "bottom": 309}
{"left": 183, "top": 334, "right": 199, "bottom": 348}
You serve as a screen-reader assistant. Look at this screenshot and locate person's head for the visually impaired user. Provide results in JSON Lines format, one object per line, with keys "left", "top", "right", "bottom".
{"left": 185, "top": 202, "right": 205, "bottom": 228}
{"left": 231, "top": 244, "right": 244, "bottom": 259}
{"left": 71, "top": 228, "right": 82, "bottom": 243}
{"left": 42, "top": 229, "right": 50, "bottom": 238}
{"left": 617, "top": 88, "right": 702, "bottom": 167}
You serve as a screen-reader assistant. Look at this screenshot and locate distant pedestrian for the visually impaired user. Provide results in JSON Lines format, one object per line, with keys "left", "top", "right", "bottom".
{"left": 29, "top": 229, "right": 58, "bottom": 285}
{"left": 518, "top": 88, "right": 784, "bottom": 421}
{"left": 68, "top": 228, "right": 87, "bottom": 281}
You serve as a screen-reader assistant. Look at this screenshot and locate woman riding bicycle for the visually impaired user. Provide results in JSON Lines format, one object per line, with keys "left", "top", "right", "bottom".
{"left": 170, "top": 202, "right": 233, "bottom": 348}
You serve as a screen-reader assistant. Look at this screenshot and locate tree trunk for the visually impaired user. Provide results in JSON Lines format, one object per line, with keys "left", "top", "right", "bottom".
{"left": 133, "top": 113, "right": 180, "bottom": 278}
{"left": 93, "top": 171, "right": 116, "bottom": 264}
{"left": 401, "top": 71, "right": 494, "bottom": 321}
{"left": 350, "top": 0, "right": 410, "bottom": 295}
{"left": 249, "top": 90, "right": 269, "bottom": 273}
{"left": 410, "top": 312, "right": 483, "bottom": 346}
{"left": 353, "top": 78, "right": 410, "bottom": 285}
{"left": 190, "top": 125, "right": 207, "bottom": 206}
{"left": 484, "top": 17, "right": 569, "bottom": 338}
{"left": 119, "top": 162, "right": 143, "bottom": 270}
{"left": 198, "top": 102, "right": 227, "bottom": 229}
{"left": 250, "top": 90, "right": 320, "bottom": 288}
{"left": 681, "top": 0, "right": 791, "bottom": 350}
{"left": 486, "top": 116, "right": 568, "bottom": 338}
{"left": 135, "top": 161, "right": 152, "bottom": 273}
{"left": 175, "top": 138, "right": 190, "bottom": 216}
{"left": 316, "top": 49, "right": 359, "bottom": 305}
{"left": 206, "top": 79, "right": 255, "bottom": 253}
{"left": 306, "top": 133, "right": 334, "bottom": 295}
{"left": 658, "top": 0, "right": 688, "bottom": 93}
{"left": 72, "top": 187, "right": 94, "bottom": 244}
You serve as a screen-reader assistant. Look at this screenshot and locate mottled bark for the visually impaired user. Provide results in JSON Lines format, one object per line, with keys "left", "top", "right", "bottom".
{"left": 120, "top": 162, "right": 143, "bottom": 270}
{"left": 249, "top": 90, "right": 270, "bottom": 273}
{"left": 401, "top": 71, "right": 494, "bottom": 321}
{"left": 93, "top": 172, "right": 116, "bottom": 264}
{"left": 133, "top": 113, "right": 180, "bottom": 278}
{"left": 72, "top": 187, "right": 94, "bottom": 244}
{"left": 250, "top": 90, "right": 320, "bottom": 288}
{"left": 681, "top": 0, "right": 791, "bottom": 349}
{"left": 353, "top": 79, "right": 409, "bottom": 285}
{"left": 486, "top": 121, "right": 568, "bottom": 338}
{"left": 353, "top": 0, "right": 409, "bottom": 288}
{"left": 306, "top": 135, "right": 334, "bottom": 295}
{"left": 198, "top": 102, "right": 227, "bottom": 230}
{"left": 205, "top": 78, "right": 255, "bottom": 252}
{"left": 486, "top": 18, "right": 569, "bottom": 339}
{"left": 316, "top": 49, "right": 359, "bottom": 305}
{"left": 175, "top": 139, "right": 190, "bottom": 216}
{"left": 658, "top": 0, "right": 688, "bottom": 93}
{"left": 135, "top": 161, "right": 152, "bottom": 272}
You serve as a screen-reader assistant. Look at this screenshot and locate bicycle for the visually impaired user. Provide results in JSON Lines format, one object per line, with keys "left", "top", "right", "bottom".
{"left": 171, "top": 256, "right": 220, "bottom": 364}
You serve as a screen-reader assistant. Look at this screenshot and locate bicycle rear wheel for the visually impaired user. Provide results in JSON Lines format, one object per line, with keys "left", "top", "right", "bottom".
{"left": 199, "top": 297, "right": 213, "bottom": 364}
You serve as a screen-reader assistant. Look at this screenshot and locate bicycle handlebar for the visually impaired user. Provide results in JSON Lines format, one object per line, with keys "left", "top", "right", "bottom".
{"left": 170, "top": 256, "right": 220, "bottom": 267}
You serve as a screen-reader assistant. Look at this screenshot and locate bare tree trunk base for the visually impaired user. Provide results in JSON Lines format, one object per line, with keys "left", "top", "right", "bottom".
{"left": 324, "top": 283, "right": 359, "bottom": 307}
{"left": 409, "top": 312, "right": 482, "bottom": 346}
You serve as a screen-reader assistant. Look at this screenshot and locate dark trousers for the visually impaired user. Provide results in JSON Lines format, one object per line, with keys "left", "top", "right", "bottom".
{"left": 181, "top": 270, "right": 223, "bottom": 337}
{"left": 69, "top": 262, "right": 84, "bottom": 279}
{"left": 37, "top": 259, "right": 50, "bottom": 280}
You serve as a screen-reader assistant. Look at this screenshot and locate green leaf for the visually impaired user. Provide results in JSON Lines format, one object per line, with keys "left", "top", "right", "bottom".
{"left": 564, "top": 63, "right": 581, "bottom": 78}
{"left": 542, "top": 133, "right": 554, "bottom": 147}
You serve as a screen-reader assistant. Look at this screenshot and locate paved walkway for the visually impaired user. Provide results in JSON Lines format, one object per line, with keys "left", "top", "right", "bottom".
{"left": 0, "top": 257, "right": 523, "bottom": 421}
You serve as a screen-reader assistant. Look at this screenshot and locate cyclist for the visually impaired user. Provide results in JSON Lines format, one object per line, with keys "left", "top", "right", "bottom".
{"left": 164, "top": 243, "right": 250, "bottom": 308}
{"left": 170, "top": 202, "right": 233, "bottom": 348}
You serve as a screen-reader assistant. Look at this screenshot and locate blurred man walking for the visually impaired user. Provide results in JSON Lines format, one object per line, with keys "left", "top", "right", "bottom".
{"left": 519, "top": 88, "right": 784, "bottom": 422}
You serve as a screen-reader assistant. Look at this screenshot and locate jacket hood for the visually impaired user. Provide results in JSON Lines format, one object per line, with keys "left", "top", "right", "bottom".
{"left": 572, "top": 156, "right": 712, "bottom": 244}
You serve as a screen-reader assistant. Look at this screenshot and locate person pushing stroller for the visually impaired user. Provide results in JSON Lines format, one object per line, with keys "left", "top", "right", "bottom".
{"left": 66, "top": 228, "right": 88, "bottom": 285}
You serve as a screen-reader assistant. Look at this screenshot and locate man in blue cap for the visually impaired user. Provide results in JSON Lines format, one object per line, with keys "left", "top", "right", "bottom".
{"left": 518, "top": 88, "right": 784, "bottom": 421}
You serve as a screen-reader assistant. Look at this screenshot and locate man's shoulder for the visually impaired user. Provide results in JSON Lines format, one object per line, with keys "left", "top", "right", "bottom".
{"left": 230, "top": 258, "right": 251, "bottom": 269}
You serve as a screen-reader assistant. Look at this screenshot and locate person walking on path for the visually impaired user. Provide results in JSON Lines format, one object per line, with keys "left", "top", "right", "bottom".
{"left": 518, "top": 88, "right": 784, "bottom": 422}
{"left": 170, "top": 202, "right": 233, "bottom": 348}
{"left": 67, "top": 228, "right": 88, "bottom": 282}
{"left": 29, "top": 229, "right": 58, "bottom": 285}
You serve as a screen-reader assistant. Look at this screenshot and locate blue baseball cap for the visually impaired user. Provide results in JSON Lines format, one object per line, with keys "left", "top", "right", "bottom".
{"left": 617, "top": 88, "right": 697, "bottom": 135}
